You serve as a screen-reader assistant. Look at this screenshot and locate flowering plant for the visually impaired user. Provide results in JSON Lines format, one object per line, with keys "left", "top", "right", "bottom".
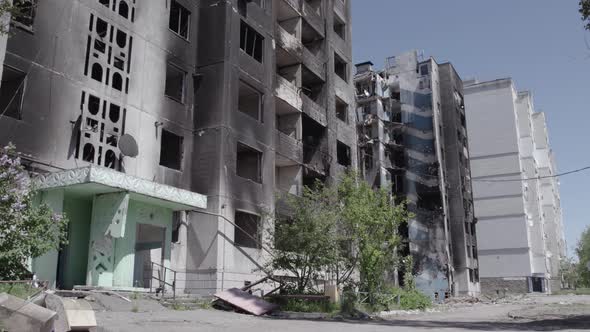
{"left": 0, "top": 144, "right": 68, "bottom": 280}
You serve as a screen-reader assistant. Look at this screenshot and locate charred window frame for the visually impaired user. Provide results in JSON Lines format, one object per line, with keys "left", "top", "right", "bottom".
{"left": 159, "top": 129, "right": 184, "bottom": 170}
{"left": 337, "top": 140, "right": 351, "bottom": 167}
{"left": 169, "top": 0, "right": 191, "bottom": 40}
{"left": 0, "top": 65, "right": 26, "bottom": 120}
{"left": 12, "top": 0, "right": 37, "bottom": 28}
{"left": 234, "top": 211, "right": 261, "bottom": 249}
{"left": 335, "top": 97, "right": 348, "bottom": 123}
{"left": 333, "top": 12, "right": 346, "bottom": 40}
{"left": 237, "top": 142, "right": 263, "bottom": 183}
{"left": 334, "top": 52, "right": 348, "bottom": 82}
{"left": 240, "top": 20, "right": 264, "bottom": 63}
{"left": 238, "top": 80, "right": 263, "bottom": 122}
{"left": 165, "top": 62, "right": 186, "bottom": 103}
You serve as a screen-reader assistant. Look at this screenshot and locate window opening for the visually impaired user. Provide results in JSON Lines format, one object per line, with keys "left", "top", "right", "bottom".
{"left": 237, "top": 142, "right": 262, "bottom": 183}
{"left": 234, "top": 211, "right": 261, "bottom": 249}
{"left": 159, "top": 129, "right": 183, "bottom": 170}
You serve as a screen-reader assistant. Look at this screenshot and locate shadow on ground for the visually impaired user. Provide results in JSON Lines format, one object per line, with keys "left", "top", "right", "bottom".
{"left": 268, "top": 315, "right": 590, "bottom": 331}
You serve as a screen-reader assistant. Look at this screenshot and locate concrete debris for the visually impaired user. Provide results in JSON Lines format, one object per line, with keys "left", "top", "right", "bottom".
{"left": 45, "top": 293, "right": 97, "bottom": 332}
{"left": 214, "top": 288, "right": 278, "bottom": 316}
{"left": 0, "top": 293, "right": 57, "bottom": 332}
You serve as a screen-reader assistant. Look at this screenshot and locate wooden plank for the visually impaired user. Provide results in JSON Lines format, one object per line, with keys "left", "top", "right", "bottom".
{"left": 214, "top": 288, "right": 278, "bottom": 316}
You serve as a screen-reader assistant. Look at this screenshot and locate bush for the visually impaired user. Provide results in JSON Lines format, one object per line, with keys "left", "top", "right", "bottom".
{"left": 372, "top": 287, "right": 432, "bottom": 311}
{"left": 398, "top": 289, "right": 431, "bottom": 310}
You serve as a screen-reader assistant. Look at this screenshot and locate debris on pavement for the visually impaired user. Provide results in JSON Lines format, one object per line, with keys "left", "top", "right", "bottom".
{"left": 213, "top": 288, "right": 278, "bottom": 316}
{"left": 0, "top": 292, "right": 57, "bottom": 332}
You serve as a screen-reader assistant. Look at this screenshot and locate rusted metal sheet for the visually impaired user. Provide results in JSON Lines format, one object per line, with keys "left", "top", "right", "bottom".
{"left": 214, "top": 288, "right": 278, "bottom": 316}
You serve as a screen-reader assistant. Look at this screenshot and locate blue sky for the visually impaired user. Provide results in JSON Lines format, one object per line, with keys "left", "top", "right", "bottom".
{"left": 351, "top": 0, "right": 590, "bottom": 256}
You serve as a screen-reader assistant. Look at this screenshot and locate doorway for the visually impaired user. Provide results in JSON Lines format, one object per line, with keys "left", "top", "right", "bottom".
{"left": 531, "top": 277, "right": 544, "bottom": 293}
{"left": 133, "top": 224, "right": 165, "bottom": 288}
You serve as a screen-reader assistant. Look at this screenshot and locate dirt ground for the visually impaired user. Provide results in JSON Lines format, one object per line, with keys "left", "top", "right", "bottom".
{"left": 92, "top": 293, "right": 590, "bottom": 332}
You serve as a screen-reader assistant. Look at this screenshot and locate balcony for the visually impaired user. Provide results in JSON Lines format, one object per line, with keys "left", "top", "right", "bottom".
{"left": 275, "top": 74, "right": 302, "bottom": 112}
{"left": 275, "top": 130, "right": 303, "bottom": 166}
{"left": 301, "top": 93, "right": 327, "bottom": 126}
{"left": 303, "top": 145, "right": 330, "bottom": 176}
{"left": 334, "top": 0, "right": 346, "bottom": 22}
{"left": 275, "top": 24, "right": 303, "bottom": 59}
{"left": 277, "top": 0, "right": 302, "bottom": 15}
{"left": 301, "top": 1, "right": 324, "bottom": 38}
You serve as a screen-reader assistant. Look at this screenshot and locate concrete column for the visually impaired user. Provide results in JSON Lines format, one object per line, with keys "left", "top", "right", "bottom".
{"left": 86, "top": 192, "right": 129, "bottom": 287}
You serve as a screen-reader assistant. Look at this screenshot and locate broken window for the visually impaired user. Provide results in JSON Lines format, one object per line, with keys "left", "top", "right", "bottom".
{"left": 234, "top": 211, "right": 260, "bottom": 249}
{"left": 0, "top": 66, "right": 26, "bottom": 120}
{"left": 334, "top": 52, "right": 348, "bottom": 82}
{"left": 419, "top": 63, "right": 429, "bottom": 76}
{"left": 169, "top": 0, "right": 191, "bottom": 39}
{"left": 335, "top": 97, "right": 348, "bottom": 123}
{"left": 337, "top": 141, "right": 351, "bottom": 167}
{"left": 333, "top": 12, "right": 346, "bottom": 40}
{"left": 165, "top": 63, "right": 185, "bottom": 103}
{"left": 240, "top": 20, "right": 264, "bottom": 63}
{"left": 13, "top": 0, "right": 36, "bottom": 27}
{"left": 238, "top": 80, "right": 263, "bottom": 122}
{"left": 159, "top": 129, "right": 183, "bottom": 170}
{"left": 237, "top": 143, "right": 262, "bottom": 183}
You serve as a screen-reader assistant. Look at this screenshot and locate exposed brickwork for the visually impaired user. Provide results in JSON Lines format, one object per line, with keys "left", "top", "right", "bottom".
{"left": 479, "top": 277, "right": 529, "bottom": 295}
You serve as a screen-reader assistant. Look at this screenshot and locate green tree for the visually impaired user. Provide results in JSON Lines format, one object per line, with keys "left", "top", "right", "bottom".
{"left": 575, "top": 226, "right": 590, "bottom": 287}
{"left": 338, "top": 172, "right": 412, "bottom": 303}
{"left": 0, "top": 144, "right": 68, "bottom": 280}
{"left": 580, "top": 0, "right": 590, "bottom": 30}
{"left": 561, "top": 256, "right": 579, "bottom": 289}
{"left": 265, "top": 182, "right": 341, "bottom": 293}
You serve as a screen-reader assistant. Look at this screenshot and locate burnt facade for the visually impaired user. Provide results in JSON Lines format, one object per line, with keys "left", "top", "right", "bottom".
{"left": 354, "top": 51, "right": 479, "bottom": 298}
{"left": 0, "top": 0, "right": 356, "bottom": 295}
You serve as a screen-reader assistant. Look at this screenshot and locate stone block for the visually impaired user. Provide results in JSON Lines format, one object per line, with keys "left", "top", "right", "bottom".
{"left": 0, "top": 293, "right": 56, "bottom": 332}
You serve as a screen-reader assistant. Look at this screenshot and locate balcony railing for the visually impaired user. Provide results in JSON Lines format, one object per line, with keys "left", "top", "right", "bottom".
{"left": 275, "top": 130, "right": 303, "bottom": 164}
{"left": 301, "top": 93, "right": 327, "bottom": 126}
{"left": 303, "top": 145, "right": 330, "bottom": 175}
{"left": 275, "top": 74, "right": 302, "bottom": 111}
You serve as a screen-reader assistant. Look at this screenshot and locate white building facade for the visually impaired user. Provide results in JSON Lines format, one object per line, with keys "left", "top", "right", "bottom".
{"left": 464, "top": 78, "right": 565, "bottom": 294}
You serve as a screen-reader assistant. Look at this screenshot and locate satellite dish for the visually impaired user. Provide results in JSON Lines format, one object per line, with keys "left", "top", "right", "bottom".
{"left": 119, "top": 134, "right": 139, "bottom": 158}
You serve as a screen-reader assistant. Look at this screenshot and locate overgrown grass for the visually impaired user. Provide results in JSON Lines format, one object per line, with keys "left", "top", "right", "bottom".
{"left": 170, "top": 302, "right": 188, "bottom": 311}
{"left": 0, "top": 283, "right": 38, "bottom": 299}
{"left": 553, "top": 288, "right": 590, "bottom": 295}
{"left": 196, "top": 299, "right": 213, "bottom": 310}
{"left": 350, "top": 287, "right": 432, "bottom": 313}
{"left": 268, "top": 296, "right": 340, "bottom": 313}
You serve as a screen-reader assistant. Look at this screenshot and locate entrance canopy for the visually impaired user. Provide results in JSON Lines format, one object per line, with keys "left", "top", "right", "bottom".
{"left": 34, "top": 166, "right": 207, "bottom": 211}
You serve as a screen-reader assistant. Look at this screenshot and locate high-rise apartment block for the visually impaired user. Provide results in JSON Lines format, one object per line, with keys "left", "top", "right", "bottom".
{"left": 464, "top": 78, "right": 566, "bottom": 294}
{"left": 354, "top": 51, "right": 480, "bottom": 298}
{"left": 0, "top": 0, "right": 356, "bottom": 295}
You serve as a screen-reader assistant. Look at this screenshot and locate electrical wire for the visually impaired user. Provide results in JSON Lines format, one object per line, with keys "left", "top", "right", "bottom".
{"left": 472, "top": 165, "right": 590, "bottom": 183}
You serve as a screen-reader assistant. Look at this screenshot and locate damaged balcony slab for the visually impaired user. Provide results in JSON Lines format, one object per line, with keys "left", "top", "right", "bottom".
{"left": 34, "top": 165, "right": 207, "bottom": 211}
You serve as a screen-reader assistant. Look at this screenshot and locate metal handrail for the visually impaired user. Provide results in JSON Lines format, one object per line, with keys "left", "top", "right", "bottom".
{"left": 149, "top": 261, "right": 177, "bottom": 300}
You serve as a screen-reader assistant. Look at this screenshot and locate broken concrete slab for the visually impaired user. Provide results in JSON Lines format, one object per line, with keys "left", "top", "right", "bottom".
{"left": 214, "top": 288, "right": 278, "bottom": 316}
{"left": 45, "top": 293, "right": 96, "bottom": 331}
{"left": 0, "top": 293, "right": 56, "bottom": 332}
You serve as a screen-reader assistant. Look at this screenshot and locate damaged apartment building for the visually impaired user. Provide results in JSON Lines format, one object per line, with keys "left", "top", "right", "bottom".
{"left": 464, "top": 78, "right": 566, "bottom": 294}
{"left": 0, "top": 0, "right": 356, "bottom": 295}
{"left": 354, "top": 51, "right": 480, "bottom": 298}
